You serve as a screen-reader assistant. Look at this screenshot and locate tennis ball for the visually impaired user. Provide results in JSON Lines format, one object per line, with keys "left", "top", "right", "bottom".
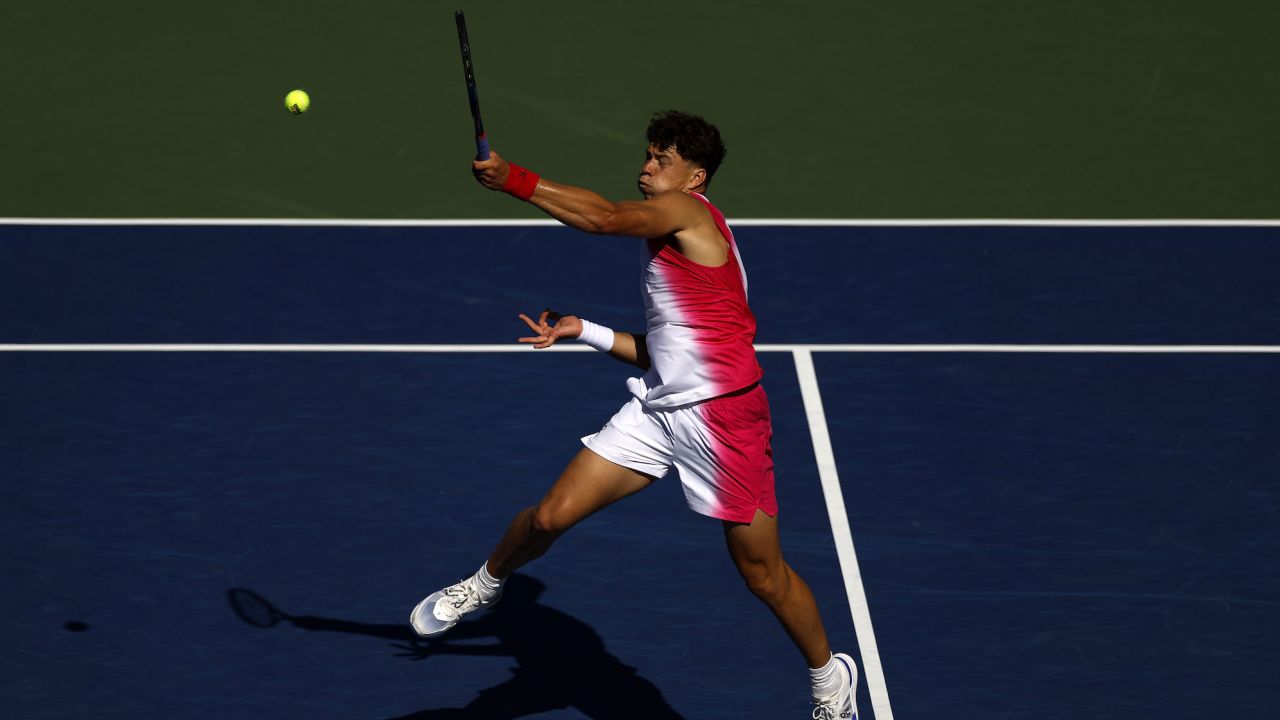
{"left": 285, "top": 89, "right": 310, "bottom": 115}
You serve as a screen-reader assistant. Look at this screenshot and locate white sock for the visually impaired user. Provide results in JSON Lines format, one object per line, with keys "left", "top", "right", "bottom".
{"left": 810, "top": 653, "right": 844, "bottom": 700}
{"left": 473, "top": 562, "right": 505, "bottom": 601}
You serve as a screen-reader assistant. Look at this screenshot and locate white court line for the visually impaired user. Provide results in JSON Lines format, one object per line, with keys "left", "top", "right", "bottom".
{"left": 2, "top": 217, "right": 1280, "bottom": 227}
{"left": 760, "top": 344, "right": 1280, "bottom": 354}
{"left": 1, "top": 343, "right": 1278, "bottom": 353}
{"left": 794, "top": 349, "right": 893, "bottom": 720}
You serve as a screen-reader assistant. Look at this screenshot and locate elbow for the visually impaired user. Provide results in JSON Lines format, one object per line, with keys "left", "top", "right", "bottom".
{"left": 590, "top": 212, "right": 622, "bottom": 236}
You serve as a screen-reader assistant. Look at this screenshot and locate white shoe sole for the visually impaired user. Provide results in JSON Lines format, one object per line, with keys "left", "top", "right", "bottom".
{"left": 409, "top": 590, "right": 456, "bottom": 637}
{"left": 409, "top": 586, "right": 502, "bottom": 637}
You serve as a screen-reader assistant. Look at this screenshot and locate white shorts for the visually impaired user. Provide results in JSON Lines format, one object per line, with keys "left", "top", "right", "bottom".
{"left": 581, "top": 384, "right": 777, "bottom": 523}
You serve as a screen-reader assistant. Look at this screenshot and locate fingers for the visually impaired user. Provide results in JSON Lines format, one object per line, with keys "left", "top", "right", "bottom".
{"left": 518, "top": 313, "right": 544, "bottom": 334}
{"left": 471, "top": 150, "right": 507, "bottom": 191}
{"left": 517, "top": 312, "right": 555, "bottom": 349}
{"left": 471, "top": 150, "right": 503, "bottom": 171}
{"left": 516, "top": 310, "right": 578, "bottom": 349}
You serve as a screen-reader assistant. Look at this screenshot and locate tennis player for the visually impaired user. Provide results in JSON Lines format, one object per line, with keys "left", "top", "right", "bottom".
{"left": 411, "top": 111, "right": 856, "bottom": 719}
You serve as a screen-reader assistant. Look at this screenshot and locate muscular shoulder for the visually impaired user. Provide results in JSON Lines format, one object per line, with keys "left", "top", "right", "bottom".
{"left": 653, "top": 191, "right": 725, "bottom": 266}
{"left": 645, "top": 189, "right": 705, "bottom": 217}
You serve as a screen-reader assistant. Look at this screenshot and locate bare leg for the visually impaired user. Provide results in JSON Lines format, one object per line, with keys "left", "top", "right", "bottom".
{"left": 724, "top": 509, "right": 832, "bottom": 668}
{"left": 487, "top": 448, "right": 654, "bottom": 578}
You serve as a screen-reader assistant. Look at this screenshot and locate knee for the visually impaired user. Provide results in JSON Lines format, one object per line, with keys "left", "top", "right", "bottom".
{"left": 739, "top": 561, "right": 792, "bottom": 605}
{"left": 530, "top": 501, "right": 573, "bottom": 536}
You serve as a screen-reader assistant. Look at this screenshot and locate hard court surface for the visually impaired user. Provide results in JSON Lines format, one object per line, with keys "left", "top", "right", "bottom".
{"left": 2, "top": 222, "right": 1278, "bottom": 718}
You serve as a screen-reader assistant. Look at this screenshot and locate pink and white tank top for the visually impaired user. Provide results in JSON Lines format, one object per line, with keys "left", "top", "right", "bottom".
{"left": 626, "top": 192, "right": 763, "bottom": 409}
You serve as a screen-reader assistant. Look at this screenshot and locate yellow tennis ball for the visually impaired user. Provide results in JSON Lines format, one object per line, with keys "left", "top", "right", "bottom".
{"left": 285, "top": 89, "right": 310, "bottom": 115}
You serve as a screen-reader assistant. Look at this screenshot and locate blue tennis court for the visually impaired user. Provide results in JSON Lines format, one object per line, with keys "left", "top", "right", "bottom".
{"left": 2, "top": 222, "right": 1278, "bottom": 718}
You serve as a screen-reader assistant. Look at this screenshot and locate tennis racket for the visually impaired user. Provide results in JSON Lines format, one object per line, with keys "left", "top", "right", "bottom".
{"left": 454, "top": 10, "right": 490, "bottom": 160}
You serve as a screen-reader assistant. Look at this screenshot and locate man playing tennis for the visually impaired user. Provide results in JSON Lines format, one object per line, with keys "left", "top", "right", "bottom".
{"left": 411, "top": 111, "right": 856, "bottom": 719}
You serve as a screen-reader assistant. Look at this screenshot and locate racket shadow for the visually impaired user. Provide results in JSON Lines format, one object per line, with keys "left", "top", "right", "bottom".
{"left": 226, "top": 586, "right": 417, "bottom": 641}
{"left": 226, "top": 574, "right": 686, "bottom": 720}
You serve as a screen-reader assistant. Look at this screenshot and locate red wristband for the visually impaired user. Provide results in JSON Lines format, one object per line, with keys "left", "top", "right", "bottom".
{"left": 502, "top": 163, "right": 540, "bottom": 201}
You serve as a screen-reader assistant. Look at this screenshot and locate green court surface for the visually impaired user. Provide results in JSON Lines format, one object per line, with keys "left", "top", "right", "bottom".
{"left": 2, "top": 1, "right": 1278, "bottom": 219}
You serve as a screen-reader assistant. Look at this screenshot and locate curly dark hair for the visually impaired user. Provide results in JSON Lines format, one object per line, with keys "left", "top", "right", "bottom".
{"left": 646, "top": 110, "right": 726, "bottom": 186}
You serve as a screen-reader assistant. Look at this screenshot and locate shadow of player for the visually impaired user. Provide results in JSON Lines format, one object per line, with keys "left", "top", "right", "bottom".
{"left": 227, "top": 574, "right": 685, "bottom": 719}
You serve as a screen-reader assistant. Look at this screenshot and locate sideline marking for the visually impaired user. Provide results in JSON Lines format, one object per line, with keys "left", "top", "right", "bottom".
{"left": 1, "top": 344, "right": 1277, "bottom": 354}
{"left": 794, "top": 349, "right": 893, "bottom": 720}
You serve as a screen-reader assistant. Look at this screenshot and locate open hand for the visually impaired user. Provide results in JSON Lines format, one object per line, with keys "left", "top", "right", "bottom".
{"left": 518, "top": 310, "right": 583, "bottom": 349}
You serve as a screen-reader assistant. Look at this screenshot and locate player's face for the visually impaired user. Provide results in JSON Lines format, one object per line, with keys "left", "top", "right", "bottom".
{"left": 638, "top": 144, "right": 698, "bottom": 199}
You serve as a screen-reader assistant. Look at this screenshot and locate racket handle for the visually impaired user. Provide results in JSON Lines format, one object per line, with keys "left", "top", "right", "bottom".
{"left": 475, "top": 134, "right": 490, "bottom": 161}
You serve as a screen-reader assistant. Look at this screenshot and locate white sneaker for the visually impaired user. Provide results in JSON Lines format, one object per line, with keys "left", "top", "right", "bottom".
{"left": 409, "top": 575, "right": 501, "bottom": 637}
{"left": 811, "top": 652, "right": 857, "bottom": 720}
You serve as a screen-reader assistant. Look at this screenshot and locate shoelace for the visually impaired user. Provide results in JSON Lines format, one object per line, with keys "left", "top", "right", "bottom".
{"left": 811, "top": 702, "right": 837, "bottom": 720}
{"left": 812, "top": 695, "right": 849, "bottom": 720}
{"left": 440, "top": 579, "right": 481, "bottom": 618}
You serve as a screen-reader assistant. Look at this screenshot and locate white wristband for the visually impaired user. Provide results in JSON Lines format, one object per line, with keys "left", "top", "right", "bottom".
{"left": 577, "top": 319, "right": 615, "bottom": 352}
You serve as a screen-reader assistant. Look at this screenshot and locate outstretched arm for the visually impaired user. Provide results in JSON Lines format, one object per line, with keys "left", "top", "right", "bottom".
{"left": 473, "top": 151, "right": 702, "bottom": 238}
{"left": 518, "top": 311, "right": 650, "bottom": 370}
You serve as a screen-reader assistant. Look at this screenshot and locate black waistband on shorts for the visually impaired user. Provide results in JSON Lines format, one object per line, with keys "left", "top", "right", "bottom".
{"left": 715, "top": 381, "right": 760, "bottom": 401}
